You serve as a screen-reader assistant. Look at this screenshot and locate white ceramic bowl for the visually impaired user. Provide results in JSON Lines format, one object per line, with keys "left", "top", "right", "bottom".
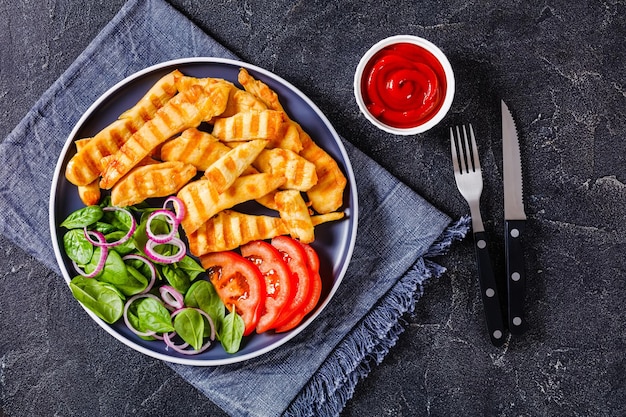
{"left": 354, "top": 35, "right": 455, "bottom": 135}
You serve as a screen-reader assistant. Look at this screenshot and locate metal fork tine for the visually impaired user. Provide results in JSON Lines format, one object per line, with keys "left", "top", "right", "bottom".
{"left": 457, "top": 126, "right": 468, "bottom": 174}
{"left": 468, "top": 124, "right": 481, "bottom": 171}
{"left": 457, "top": 125, "right": 466, "bottom": 173}
{"left": 450, "top": 127, "right": 460, "bottom": 174}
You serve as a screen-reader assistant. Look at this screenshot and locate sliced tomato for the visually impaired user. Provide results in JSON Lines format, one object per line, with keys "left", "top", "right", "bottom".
{"left": 270, "top": 236, "right": 311, "bottom": 329}
{"left": 201, "top": 251, "right": 266, "bottom": 336}
{"left": 240, "top": 240, "right": 294, "bottom": 333}
{"left": 275, "top": 242, "right": 323, "bottom": 333}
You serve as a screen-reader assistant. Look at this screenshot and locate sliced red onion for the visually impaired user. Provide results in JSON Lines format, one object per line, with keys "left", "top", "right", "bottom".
{"left": 145, "top": 209, "right": 178, "bottom": 244}
{"left": 122, "top": 254, "right": 157, "bottom": 294}
{"left": 144, "top": 237, "right": 186, "bottom": 264}
{"left": 84, "top": 229, "right": 107, "bottom": 247}
{"left": 72, "top": 246, "right": 108, "bottom": 278}
{"left": 163, "top": 331, "right": 191, "bottom": 353}
{"left": 159, "top": 285, "right": 184, "bottom": 309}
{"left": 122, "top": 293, "right": 162, "bottom": 338}
{"left": 162, "top": 308, "right": 215, "bottom": 355}
{"left": 164, "top": 196, "right": 185, "bottom": 223}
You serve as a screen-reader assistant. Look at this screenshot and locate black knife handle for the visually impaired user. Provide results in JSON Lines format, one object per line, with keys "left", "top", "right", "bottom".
{"left": 473, "top": 231, "right": 506, "bottom": 346}
{"left": 505, "top": 220, "right": 527, "bottom": 335}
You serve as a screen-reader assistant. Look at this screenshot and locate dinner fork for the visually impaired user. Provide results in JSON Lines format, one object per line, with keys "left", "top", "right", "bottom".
{"left": 450, "top": 124, "right": 506, "bottom": 346}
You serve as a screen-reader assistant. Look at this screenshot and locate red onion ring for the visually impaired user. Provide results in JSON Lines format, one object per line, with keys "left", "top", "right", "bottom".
{"left": 144, "top": 237, "right": 186, "bottom": 264}
{"left": 145, "top": 209, "right": 178, "bottom": 244}
{"left": 163, "top": 308, "right": 215, "bottom": 355}
{"left": 164, "top": 196, "right": 185, "bottom": 224}
{"left": 159, "top": 285, "right": 185, "bottom": 309}
{"left": 122, "top": 254, "right": 157, "bottom": 294}
{"left": 122, "top": 293, "right": 162, "bottom": 338}
{"left": 72, "top": 245, "right": 107, "bottom": 278}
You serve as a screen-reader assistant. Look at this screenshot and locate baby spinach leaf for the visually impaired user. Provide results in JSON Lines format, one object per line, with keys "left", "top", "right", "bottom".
{"left": 69, "top": 276, "right": 124, "bottom": 324}
{"left": 136, "top": 297, "right": 174, "bottom": 333}
{"left": 125, "top": 302, "right": 156, "bottom": 341}
{"left": 124, "top": 265, "right": 150, "bottom": 295}
{"left": 176, "top": 256, "right": 205, "bottom": 281}
{"left": 106, "top": 231, "right": 136, "bottom": 255}
{"left": 60, "top": 205, "right": 103, "bottom": 229}
{"left": 63, "top": 229, "right": 93, "bottom": 265}
{"left": 161, "top": 264, "right": 191, "bottom": 294}
{"left": 220, "top": 307, "right": 244, "bottom": 354}
{"left": 102, "top": 208, "right": 133, "bottom": 232}
{"left": 87, "top": 250, "right": 144, "bottom": 296}
{"left": 185, "top": 280, "right": 225, "bottom": 334}
{"left": 174, "top": 308, "right": 205, "bottom": 351}
{"left": 92, "top": 221, "right": 117, "bottom": 235}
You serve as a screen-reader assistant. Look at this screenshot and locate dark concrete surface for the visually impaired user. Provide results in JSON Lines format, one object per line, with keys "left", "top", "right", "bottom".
{"left": 1, "top": 1, "right": 625, "bottom": 416}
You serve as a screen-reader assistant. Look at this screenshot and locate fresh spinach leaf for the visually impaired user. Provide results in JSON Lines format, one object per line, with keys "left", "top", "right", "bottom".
{"left": 136, "top": 297, "right": 174, "bottom": 333}
{"left": 60, "top": 206, "right": 103, "bottom": 229}
{"left": 92, "top": 221, "right": 117, "bottom": 235}
{"left": 63, "top": 229, "right": 93, "bottom": 265}
{"left": 69, "top": 276, "right": 124, "bottom": 324}
{"left": 174, "top": 308, "right": 205, "bottom": 351}
{"left": 176, "top": 256, "right": 205, "bottom": 281}
{"left": 220, "top": 307, "right": 244, "bottom": 354}
{"left": 102, "top": 208, "right": 133, "bottom": 232}
{"left": 161, "top": 264, "right": 191, "bottom": 294}
{"left": 87, "top": 249, "right": 144, "bottom": 296}
{"left": 106, "top": 231, "right": 136, "bottom": 255}
{"left": 124, "top": 265, "right": 150, "bottom": 295}
{"left": 185, "top": 280, "right": 225, "bottom": 334}
{"left": 125, "top": 301, "right": 156, "bottom": 341}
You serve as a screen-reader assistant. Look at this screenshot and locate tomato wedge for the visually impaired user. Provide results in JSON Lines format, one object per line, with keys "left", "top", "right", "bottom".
{"left": 270, "top": 236, "right": 312, "bottom": 329}
{"left": 240, "top": 240, "right": 294, "bottom": 333}
{"left": 275, "top": 242, "right": 323, "bottom": 333}
{"left": 200, "top": 251, "right": 266, "bottom": 336}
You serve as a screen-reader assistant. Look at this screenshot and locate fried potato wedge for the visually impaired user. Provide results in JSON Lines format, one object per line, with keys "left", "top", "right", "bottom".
{"left": 311, "top": 211, "right": 345, "bottom": 226}
{"left": 220, "top": 87, "right": 268, "bottom": 118}
{"left": 232, "top": 69, "right": 345, "bottom": 212}
{"left": 119, "top": 69, "right": 183, "bottom": 121}
{"left": 111, "top": 161, "right": 197, "bottom": 207}
{"left": 160, "top": 128, "right": 230, "bottom": 171}
{"left": 65, "top": 70, "right": 182, "bottom": 186}
{"left": 298, "top": 126, "right": 347, "bottom": 214}
{"left": 100, "top": 84, "right": 229, "bottom": 189}
{"left": 191, "top": 210, "right": 289, "bottom": 256}
{"left": 74, "top": 138, "right": 101, "bottom": 205}
{"left": 175, "top": 76, "right": 234, "bottom": 121}
{"left": 238, "top": 68, "right": 285, "bottom": 112}
{"left": 211, "top": 110, "right": 290, "bottom": 144}
{"left": 275, "top": 190, "right": 315, "bottom": 243}
{"left": 65, "top": 119, "right": 139, "bottom": 186}
{"left": 204, "top": 139, "right": 268, "bottom": 193}
{"left": 178, "top": 173, "right": 285, "bottom": 235}
{"left": 254, "top": 148, "right": 318, "bottom": 191}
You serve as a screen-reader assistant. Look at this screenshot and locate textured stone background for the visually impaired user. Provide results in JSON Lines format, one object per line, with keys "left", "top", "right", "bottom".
{"left": 1, "top": 1, "right": 625, "bottom": 416}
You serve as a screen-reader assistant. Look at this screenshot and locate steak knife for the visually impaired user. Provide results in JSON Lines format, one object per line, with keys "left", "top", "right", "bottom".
{"left": 501, "top": 100, "right": 528, "bottom": 335}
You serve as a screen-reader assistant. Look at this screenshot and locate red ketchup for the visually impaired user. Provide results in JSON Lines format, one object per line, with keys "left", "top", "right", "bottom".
{"left": 361, "top": 42, "right": 447, "bottom": 129}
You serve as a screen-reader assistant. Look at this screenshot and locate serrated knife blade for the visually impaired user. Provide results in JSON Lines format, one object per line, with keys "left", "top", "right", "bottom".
{"left": 501, "top": 100, "right": 528, "bottom": 335}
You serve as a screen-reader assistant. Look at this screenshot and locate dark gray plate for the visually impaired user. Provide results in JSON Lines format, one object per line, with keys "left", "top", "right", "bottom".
{"left": 49, "top": 58, "right": 358, "bottom": 366}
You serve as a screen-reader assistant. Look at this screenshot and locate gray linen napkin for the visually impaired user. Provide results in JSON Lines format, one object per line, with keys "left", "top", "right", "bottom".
{"left": 0, "top": 0, "right": 468, "bottom": 415}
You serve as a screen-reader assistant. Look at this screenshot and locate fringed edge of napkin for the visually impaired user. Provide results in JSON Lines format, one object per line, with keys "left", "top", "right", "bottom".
{"left": 284, "top": 215, "right": 471, "bottom": 417}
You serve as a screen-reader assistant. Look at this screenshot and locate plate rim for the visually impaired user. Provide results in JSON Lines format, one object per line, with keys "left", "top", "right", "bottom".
{"left": 48, "top": 57, "right": 358, "bottom": 366}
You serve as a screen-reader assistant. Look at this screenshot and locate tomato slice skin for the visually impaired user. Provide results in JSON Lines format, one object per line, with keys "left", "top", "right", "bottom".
{"left": 275, "top": 242, "right": 322, "bottom": 333}
{"left": 270, "top": 236, "right": 311, "bottom": 329}
{"left": 240, "top": 240, "right": 293, "bottom": 333}
{"left": 200, "top": 251, "right": 266, "bottom": 336}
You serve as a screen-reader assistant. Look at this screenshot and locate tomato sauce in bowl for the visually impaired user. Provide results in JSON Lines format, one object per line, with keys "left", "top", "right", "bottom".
{"left": 354, "top": 36, "right": 455, "bottom": 135}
